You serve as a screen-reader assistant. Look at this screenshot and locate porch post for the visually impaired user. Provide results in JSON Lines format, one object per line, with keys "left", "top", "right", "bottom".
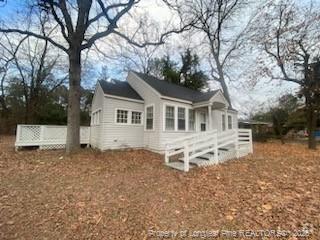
{"left": 214, "top": 132, "right": 218, "bottom": 164}
{"left": 235, "top": 129, "right": 239, "bottom": 158}
{"left": 208, "top": 105, "right": 212, "bottom": 131}
{"left": 184, "top": 142, "right": 190, "bottom": 172}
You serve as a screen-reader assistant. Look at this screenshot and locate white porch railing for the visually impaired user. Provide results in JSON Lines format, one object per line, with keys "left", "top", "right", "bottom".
{"left": 164, "top": 128, "right": 253, "bottom": 172}
{"left": 15, "top": 125, "right": 90, "bottom": 150}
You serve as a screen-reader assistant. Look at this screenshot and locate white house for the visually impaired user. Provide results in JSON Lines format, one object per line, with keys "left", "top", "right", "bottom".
{"left": 14, "top": 71, "right": 252, "bottom": 172}
{"left": 90, "top": 71, "right": 252, "bottom": 171}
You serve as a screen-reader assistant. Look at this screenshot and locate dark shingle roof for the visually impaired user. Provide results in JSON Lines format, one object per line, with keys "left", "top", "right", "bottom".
{"left": 99, "top": 79, "right": 143, "bottom": 101}
{"left": 133, "top": 71, "right": 219, "bottom": 103}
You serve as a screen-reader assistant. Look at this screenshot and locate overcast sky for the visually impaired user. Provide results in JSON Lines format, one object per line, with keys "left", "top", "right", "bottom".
{"left": 0, "top": 0, "right": 302, "bottom": 118}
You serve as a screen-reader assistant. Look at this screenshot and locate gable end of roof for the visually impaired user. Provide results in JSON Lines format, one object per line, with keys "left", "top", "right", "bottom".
{"left": 98, "top": 79, "right": 143, "bottom": 101}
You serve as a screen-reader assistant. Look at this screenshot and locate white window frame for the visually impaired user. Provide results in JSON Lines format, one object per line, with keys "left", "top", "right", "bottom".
{"left": 165, "top": 105, "right": 175, "bottom": 131}
{"left": 222, "top": 114, "right": 226, "bottom": 131}
{"left": 131, "top": 111, "right": 143, "bottom": 125}
{"left": 188, "top": 109, "right": 195, "bottom": 131}
{"left": 114, "top": 108, "right": 143, "bottom": 126}
{"left": 145, "top": 104, "right": 155, "bottom": 131}
{"left": 91, "top": 109, "right": 102, "bottom": 126}
{"left": 115, "top": 108, "right": 129, "bottom": 124}
{"left": 200, "top": 111, "right": 207, "bottom": 132}
{"left": 227, "top": 114, "right": 233, "bottom": 130}
{"left": 177, "top": 107, "right": 186, "bottom": 131}
{"left": 163, "top": 103, "right": 193, "bottom": 132}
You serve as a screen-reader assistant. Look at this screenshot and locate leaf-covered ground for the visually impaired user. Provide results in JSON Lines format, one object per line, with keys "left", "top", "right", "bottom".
{"left": 0, "top": 136, "right": 319, "bottom": 239}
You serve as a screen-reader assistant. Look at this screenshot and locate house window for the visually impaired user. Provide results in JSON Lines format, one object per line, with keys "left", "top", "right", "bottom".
{"left": 146, "top": 106, "right": 154, "bottom": 130}
{"left": 178, "top": 107, "right": 186, "bottom": 131}
{"left": 189, "top": 109, "right": 195, "bottom": 131}
{"left": 228, "top": 115, "right": 232, "bottom": 129}
{"left": 222, "top": 114, "right": 226, "bottom": 131}
{"left": 91, "top": 113, "right": 94, "bottom": 125}
{"left": 91, "top": 110, "right": 101, "bottom": 125}
{"left": 132, "top": 111, "right": 142, "bottom": 124}
{"left": 96, "top": 111, "right": 99, "bottom": 125}
{"left": 200, "top": 112, "right": 206, "bottom": 131}
{"left": 116, "top": 109, "right": 128, "bottom": 123}
{"left": 165, "top": 106, "right": 175, "bottom": 130}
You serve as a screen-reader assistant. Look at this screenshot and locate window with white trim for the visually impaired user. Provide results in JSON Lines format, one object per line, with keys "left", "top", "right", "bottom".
{"left": 222, "top": 114, "right": 226, "bottom": 131}
{"left": 116, "top": 109, "right": 128, "bottom": 123}
{"left": 189, "top": 109, "right": 195, "bottom": 131}
{"left": 178, "top": 107, "right": 186, "bottom": 131}
{"left": 146, "top": 106, "right": 154, "bottom": 130}
{"left": 165, "top": 106, "right": 175, "bottom": 130}
{"left": 131, "top": 111, "right": 142, "bottom": 124}
{"left": 228, "top": 115, "right": 232, "bottom": 129}
{"left": 200, "top": 112, "right": 206, "bottom": 131}
{"left": 91, "top": 110, "right": 101, "bottom": 125}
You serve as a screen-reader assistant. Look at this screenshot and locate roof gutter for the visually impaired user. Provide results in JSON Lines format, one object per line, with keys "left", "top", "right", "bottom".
{"left": 104, "top": 94, "right": 145, "bottom": 103}
{"left": 160, "top": 96, "right": 193, "bottom": 104}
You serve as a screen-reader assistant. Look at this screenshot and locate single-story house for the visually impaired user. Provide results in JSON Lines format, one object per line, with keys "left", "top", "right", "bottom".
{"left": 90, "top": 71, "right": 239, "bottom": 153}
{"left": 14, "top": 71, "right": 252, "bottom": 172}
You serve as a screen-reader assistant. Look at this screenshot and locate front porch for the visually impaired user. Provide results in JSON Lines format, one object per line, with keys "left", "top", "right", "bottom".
{"left": 191, "top": 90, "right": 235, "bottom": 133}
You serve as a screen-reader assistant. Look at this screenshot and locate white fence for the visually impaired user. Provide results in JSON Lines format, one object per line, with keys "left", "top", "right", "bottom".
{"left": 15, "top": 125, "right": 90, "bottom": 150}
{"left": 165, "top": 128, "right": 253, "bottom": 172}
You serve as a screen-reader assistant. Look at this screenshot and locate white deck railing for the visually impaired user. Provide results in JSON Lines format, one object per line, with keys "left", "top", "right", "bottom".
{"left": 15, "top": 125, "right": 90, "bottom": 150}
{"left": 164, "top": 128, "right": 253, "bottom": 172}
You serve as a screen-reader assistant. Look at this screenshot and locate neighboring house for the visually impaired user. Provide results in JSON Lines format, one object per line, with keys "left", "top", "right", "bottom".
{"left": 238, "top": 120, "right": 273, "bottom": 134}
{"left": 90, "top": 71, "right": 239, "bottom": 153}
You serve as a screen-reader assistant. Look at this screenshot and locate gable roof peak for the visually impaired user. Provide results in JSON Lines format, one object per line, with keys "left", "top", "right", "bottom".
{"left": 98, "top": 78, "right": 143, "bottom": 101}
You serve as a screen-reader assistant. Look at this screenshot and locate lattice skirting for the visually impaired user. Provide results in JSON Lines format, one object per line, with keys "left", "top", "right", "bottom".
{"left": 218, "top": 149, "right": 237, "bottom": 163}
{"left": 40, "top": 144, "right": 66, "bottom": 150}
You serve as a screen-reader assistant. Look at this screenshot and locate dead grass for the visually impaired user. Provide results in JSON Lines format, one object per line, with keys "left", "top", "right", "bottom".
{"left": 0, "top": 136, "right": 319, "bottom": 239}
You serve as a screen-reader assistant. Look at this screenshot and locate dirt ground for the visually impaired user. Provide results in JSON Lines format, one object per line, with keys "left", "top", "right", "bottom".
{"left": 0, "top": 136, "right": 319, "bottom": 239}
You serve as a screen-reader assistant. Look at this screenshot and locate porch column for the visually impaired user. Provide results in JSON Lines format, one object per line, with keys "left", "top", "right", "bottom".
{"left": 208, "top": 105, "right": 212, "bottom": 130}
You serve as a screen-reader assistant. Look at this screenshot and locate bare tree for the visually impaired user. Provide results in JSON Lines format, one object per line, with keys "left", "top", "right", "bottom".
{"left": 164, "top": 0, "right": 252, "bottom": 106}
{"left": 0, "top": 30, "right": 67, "bottom": 123}
{"left": 250, "top": 0, "right": 320, "bottom": 149}
{"left": 0, "top": 35, "right": 28, "bottom": 117}
{"left": 100, "top": 14, "right": 162, "bottom": 74}
{"left": 114, "top": 41, "right": 160, "bottom": 74}
{"left": 0, "top": 0, "right": 190, "bottom": 153}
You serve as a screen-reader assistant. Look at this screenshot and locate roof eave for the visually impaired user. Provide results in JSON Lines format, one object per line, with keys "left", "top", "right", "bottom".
{"left": 104, "top": 93, "right": 144, "bottom": 103}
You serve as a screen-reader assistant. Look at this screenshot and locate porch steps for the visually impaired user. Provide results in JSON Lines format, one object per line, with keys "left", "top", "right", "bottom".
{"left": 173, "top": 148, "right": 237, "bottom": 170}
{"left": 165, "top": 162, "right": 194, "bottom": 171}
{"left": 189, "top": 158, "right": 216, "bottom": 167}
{"left": 178, "top": 154, "right": 213, "bottom": 162}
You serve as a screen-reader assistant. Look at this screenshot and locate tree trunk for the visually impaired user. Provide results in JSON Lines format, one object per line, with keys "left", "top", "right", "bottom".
{"left": 211, "top": 51, "right": 232, "bottom": 107}
{"left": 306, "top": 105, "right": 317, "bottom": 150}
{"left": 219, "top": 76, "right": 232, "bottom": 107}
{"left": 66, "top": 48, "right": 81, "bottom": 153}
{"left": 26, "top": 97, "right": 38, "bottom": 124}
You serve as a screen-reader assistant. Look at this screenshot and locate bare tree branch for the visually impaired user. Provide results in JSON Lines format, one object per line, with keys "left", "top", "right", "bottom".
{"left": 0, "top": 28, "right": 68, "bottom": 52}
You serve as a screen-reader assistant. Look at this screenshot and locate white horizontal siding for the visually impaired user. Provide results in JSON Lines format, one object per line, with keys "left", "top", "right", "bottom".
{"left": 101, "top": 96, "right": 144, "bottom": 150}
{"left": 212, "top": 109, "right": 238, "bottom": 132}
{"left": 231, "top": 111, "right": 238, "bottom": 129}
{"left": 127, "top": 72, "right": 162, "bottom": 151}
{"left": 90, "top": 83, "right": 104, "bottom": 149}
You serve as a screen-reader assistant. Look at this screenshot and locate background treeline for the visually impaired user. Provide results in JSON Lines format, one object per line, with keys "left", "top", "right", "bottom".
{"left": 0, "top": 36, "right": 93, "bottom": 135}
{"left": 251, "top": 93, "right": 320, "bottom": 142}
